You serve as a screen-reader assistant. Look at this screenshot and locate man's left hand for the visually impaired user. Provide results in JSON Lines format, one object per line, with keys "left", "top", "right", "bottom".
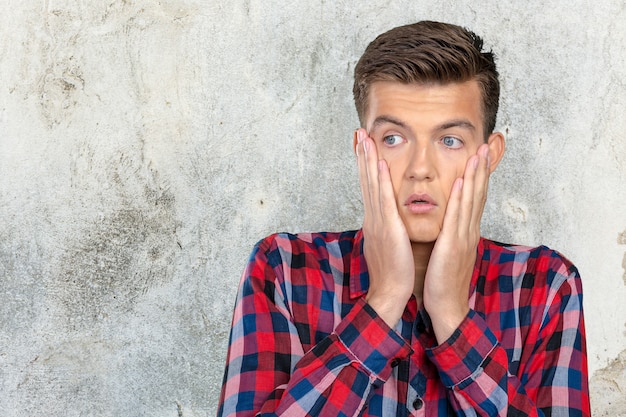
{"left": 424, "top": 143, "right": 491, "bottom": 343}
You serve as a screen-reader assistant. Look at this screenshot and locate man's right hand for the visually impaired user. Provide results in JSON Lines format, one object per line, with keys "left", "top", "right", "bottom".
{"left": 355, "top": 128, "right": 415, "bottom": 328}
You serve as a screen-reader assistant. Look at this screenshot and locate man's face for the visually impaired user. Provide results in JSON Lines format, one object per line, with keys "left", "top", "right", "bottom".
{"left": 362, "top": 80, "right": 501, "bottom": 244}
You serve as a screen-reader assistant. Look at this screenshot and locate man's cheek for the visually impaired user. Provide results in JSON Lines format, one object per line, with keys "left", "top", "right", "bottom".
{"left": 442, "top": 180, "right": 457, "bottom": 207}
{"left": 456, "top": 162, "right": 467, "bottom": 178}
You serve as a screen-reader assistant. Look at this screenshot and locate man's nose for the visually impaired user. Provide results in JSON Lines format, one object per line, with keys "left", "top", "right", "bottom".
{"left": 405, "top": 143, "right": 435, "bottom": 181}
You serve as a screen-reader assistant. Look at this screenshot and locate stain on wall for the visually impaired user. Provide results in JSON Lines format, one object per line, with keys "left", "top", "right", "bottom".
{"left": 590, "top": 348, "right": 626, "bottom": 416}
{"left": 57, "top": 178, "right": 180, "bottom": 331}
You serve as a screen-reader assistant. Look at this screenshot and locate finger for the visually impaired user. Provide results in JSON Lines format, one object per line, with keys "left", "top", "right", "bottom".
{"left": 356, "top": 129, "right": 374, "bottom": 218}
{"left": 363, "top": 132, "right": 383, "bottom": 221}
{"left": 470, "top": 144, "right": 490, "bottom": 229}
{"left": 442, "top": 177, "right": 464, "bottom": 235}
{"left": 355, "top": 129, "right": 378, "bottom": 219}
{"left": 457, "top": 152, "right": 478, "bottom": 235}
{"left": 377, "top": 159, "right": 398, "bottom": 218}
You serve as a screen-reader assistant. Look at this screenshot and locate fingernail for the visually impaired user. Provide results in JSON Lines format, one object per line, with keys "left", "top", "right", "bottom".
{"left": 357, "top": 129, "right": 364, "bottom": 144}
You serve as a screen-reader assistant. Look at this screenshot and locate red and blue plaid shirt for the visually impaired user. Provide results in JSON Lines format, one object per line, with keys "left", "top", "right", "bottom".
{"left": 217, "top": 230, "right": 589, "bottom": 416}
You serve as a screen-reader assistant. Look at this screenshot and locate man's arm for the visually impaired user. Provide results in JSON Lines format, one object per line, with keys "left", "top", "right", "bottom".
{"left": 428, "top": 261, "right": 589, "bottom": 416}
{"left": 355, "top": 129, "right": 416, "bottom": 328}
{"left": 216, "top": 235, "right": 412, "bottom": 417}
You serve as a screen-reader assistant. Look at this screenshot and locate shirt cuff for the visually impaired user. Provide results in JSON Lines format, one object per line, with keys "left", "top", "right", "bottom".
{"left": 426, "top": 309, "right": 498, "bottom": 388}
{"left": 334, "top": 298, "right": 413, "bottom": 382}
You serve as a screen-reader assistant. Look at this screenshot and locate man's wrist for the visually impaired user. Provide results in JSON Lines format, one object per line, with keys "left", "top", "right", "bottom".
{"left": 429, "top": 306, "right": 470, "bottom": 344}
{"left": 365, "top": 293, "right": 408, "bottom": 329}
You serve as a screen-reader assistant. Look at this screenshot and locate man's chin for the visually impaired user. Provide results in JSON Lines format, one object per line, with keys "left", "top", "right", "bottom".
{"left": 409, "top": 237, "right": 437, "bottom": 246}
{"left": 402, "top": 217, "right": 442, "bottom": 244}
{"left": 407, "top": 229, "right": 440, "bottom": 245}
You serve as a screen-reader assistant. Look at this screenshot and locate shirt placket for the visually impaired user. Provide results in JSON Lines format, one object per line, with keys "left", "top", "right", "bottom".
{"left": 390, "top": 316, "right": 411, "bottom": 417}
{"left": 407, "top": 311, "right": 436, "bottom": 416}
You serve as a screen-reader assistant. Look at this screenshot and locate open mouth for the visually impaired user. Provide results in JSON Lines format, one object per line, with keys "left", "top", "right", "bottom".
{"left": 405, "top": 193, "right": 435, "bottom": 206}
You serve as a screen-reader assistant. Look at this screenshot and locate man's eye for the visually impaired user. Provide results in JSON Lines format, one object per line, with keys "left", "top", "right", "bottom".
{"left": 442, "top": 136, "right": 463, "bottom": 148}
{"left": 382, "top": 135, "right": 403, "bottom": 146}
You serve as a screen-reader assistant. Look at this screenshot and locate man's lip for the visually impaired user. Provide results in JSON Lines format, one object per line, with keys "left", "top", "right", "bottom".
{"left": 404, "top": 193, "right": 436, "bottom": 206}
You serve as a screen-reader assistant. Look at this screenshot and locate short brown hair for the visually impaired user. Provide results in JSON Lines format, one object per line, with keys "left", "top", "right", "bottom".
{"left": 353, "top": 21, "right": 499, "bottom": 137}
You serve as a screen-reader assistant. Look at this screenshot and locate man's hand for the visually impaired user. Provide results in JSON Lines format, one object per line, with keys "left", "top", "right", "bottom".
{"left": 424, "top": 144, "right": 491, "bottom": 343}
{"left": 355, "top": 128, "right": 415, "bottom": 328}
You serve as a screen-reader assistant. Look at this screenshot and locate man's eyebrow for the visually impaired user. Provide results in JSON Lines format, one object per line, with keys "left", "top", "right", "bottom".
{"left": 435, "top": 119, "right": 476, "bottom": 132}
{"left": 369, "top": 115, "right": 409, "bottom": 131}
{"left": 369, "top": 116, "right": 476, "bottom": 133}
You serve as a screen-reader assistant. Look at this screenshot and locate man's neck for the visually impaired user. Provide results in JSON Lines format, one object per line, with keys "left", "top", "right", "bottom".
{"left": 411, "top": 242, "right": 434, "bottom": 307}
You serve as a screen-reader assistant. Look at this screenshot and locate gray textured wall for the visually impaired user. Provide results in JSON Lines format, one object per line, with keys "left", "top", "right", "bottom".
{"left": 1, "top": 0, "right": 625, "bottom": 416}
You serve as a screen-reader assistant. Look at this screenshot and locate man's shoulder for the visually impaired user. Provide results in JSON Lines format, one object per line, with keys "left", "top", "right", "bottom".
{"left": 479, "top": 237, "right": 580, "bottom": 282}
{"left": 252, "top": 229, "right": 361, "bottom": 263}
{"left": 255, "top": 229, "right": 359, "bottom": 248}
{"left": 244, "top": 230, "right": 361, "bottom": 292}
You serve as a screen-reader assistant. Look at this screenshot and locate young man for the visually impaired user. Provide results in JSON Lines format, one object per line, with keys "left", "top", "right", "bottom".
{"left": 217, "top": 21, "right": 589, "bottom": 416}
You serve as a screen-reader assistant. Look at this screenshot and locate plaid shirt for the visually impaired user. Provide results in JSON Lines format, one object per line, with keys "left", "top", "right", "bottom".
{"left": 217, "top": 230, "right": 589, "bottom": 416}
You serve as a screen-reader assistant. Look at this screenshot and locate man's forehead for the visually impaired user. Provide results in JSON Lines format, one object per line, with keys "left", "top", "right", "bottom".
{"left": 364, "top": 80, "right": 484, "bottom": 129}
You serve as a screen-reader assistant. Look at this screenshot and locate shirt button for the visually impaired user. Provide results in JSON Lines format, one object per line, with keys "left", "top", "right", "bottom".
{"left": 390, "top": 358, "right": 401, "bottom": 367}
{"left": 412, "top": 397, "right": 424, "bottom": 410}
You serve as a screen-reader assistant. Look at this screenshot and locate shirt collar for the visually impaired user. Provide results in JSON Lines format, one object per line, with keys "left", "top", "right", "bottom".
{"left": 349, "top": 230, "right": 487, "bottom": 300}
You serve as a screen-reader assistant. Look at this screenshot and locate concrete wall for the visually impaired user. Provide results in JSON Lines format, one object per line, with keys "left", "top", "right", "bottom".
{"left": 0, "top": 0, "right": 624, "bottom": 415}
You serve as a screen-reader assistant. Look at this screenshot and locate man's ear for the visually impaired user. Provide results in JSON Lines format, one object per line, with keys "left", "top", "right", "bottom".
{"left": 486, "top": 132, "right": 505, "bottom": 173}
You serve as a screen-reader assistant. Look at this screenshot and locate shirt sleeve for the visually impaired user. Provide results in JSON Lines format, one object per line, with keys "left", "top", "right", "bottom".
{"left": 426, "top": 259, "right": 590, "bottom": 417}
{"left": 217, "top": 237, "right": 412, "bottom": 417}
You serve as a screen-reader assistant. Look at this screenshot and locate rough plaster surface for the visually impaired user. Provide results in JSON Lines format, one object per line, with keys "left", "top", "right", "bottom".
{"left": 0, "top": 0, "right": 625, "bottom": 415}
{"left": 591, "top": 349, "right": 626, "bottom": 416}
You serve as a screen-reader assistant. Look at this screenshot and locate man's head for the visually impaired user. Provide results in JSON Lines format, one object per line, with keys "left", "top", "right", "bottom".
{"left": 352, "top": 21, "right": 505, "bottom": 245}
{"left": 353, "top": 21, "right": 499, "bottom": 137}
